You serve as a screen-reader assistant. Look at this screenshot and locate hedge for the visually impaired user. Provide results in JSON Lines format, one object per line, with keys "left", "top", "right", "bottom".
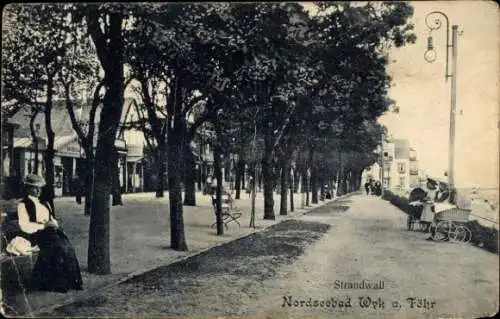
{"left": 382, "top": 190, "right": 498, "bottom": 254}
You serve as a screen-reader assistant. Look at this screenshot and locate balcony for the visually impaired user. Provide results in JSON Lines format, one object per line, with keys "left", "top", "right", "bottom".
{"left": 409, "top": 168, "right": 419, "bottom": 175}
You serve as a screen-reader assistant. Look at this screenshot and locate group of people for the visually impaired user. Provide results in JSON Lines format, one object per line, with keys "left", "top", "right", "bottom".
{"left": 2, "top": 174, "right": 83, "bottom": 293}
{"left": 409, "top": 178, "right": 454, "bottom": 241}
{"left": 364, "top": 179, "right": 382, "bottom": 196}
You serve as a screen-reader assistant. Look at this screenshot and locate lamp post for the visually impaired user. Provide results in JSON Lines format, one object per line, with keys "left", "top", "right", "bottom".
{"left": 424, "top": 11, "right": 460, "bottom": 190}
{"left": 380, "top": 132, "right": 385, "bottom": 197}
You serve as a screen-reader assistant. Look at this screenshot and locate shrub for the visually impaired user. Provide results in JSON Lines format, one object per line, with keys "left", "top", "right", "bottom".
{"left": 382, "top": 190, "right": 499, "bottom": 254}
{"left": 383, "top": 190, "right": 410, "bottom": 214}
{"left": 465, "top": 220, "right": 499, "bottom": 254}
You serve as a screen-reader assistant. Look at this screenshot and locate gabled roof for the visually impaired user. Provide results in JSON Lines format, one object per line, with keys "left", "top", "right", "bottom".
{"left": 10, "top": 97, "right": 139, "bottom": 140}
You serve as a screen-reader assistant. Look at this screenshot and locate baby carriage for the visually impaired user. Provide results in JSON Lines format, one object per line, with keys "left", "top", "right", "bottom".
{"left": 407, "top": 188, "right": 472, "bottom": 243}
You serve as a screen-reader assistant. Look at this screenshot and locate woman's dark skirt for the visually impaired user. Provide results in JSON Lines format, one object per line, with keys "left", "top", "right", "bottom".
{"left": 29, "top": 227, "right": 83, "bottom": 293}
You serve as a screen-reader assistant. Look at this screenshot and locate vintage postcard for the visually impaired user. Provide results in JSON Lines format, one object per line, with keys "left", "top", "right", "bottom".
{"left": 1, "top": 1, "right": 498, "bottom": 318}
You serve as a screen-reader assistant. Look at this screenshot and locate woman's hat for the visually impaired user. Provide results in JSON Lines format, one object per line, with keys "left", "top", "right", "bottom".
{"left": 426, "top": 178, "right": 438, "bottom": 185}
{"left": 24, "top": 174, "right": 46, "bottom": 188}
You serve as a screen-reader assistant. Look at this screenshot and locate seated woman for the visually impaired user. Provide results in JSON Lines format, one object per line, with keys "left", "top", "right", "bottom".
{"left": 16, "top": 174, "right": 83, "bottom": 293}
{"left": 435, "top": 182, "right": 451, "bottom": 203}
{"left": 418, "top": 179, "right": 438, "bottom": 227}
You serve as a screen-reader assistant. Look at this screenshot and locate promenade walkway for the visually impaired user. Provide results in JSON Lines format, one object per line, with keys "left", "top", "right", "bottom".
{"left": 2, "top": 190, "right": 338, "bottom": 316}
{"left": 25, "top": 194, "right": 500, "bottom": 318}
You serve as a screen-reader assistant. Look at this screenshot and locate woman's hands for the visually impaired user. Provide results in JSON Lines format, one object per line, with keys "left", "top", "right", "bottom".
{"left": 44, "top": 219, "right": 59, "bottom": 228}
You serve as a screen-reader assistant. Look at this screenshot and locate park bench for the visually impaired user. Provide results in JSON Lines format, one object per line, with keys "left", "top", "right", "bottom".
{"left": 1, "top": 250, "right": 38, "bottom": 295}
{"left": 211, "top": 193, "right": 242, "bottom": 230}
{"left": 1, "top": 203, "right": 38, "bottom": 295}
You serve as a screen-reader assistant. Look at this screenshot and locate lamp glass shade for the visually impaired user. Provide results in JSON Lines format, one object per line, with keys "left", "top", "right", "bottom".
{"left": 427, "top": 36, "right": 434, "bottom": 50}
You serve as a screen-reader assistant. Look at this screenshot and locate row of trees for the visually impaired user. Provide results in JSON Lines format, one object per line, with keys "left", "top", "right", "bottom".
{"left": 2, "top": 2, "right": 416, "bottom": 274}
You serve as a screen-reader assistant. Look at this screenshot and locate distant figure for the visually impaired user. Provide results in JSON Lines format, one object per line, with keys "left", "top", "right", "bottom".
{"left": 370, "top": 180, "right": 376, "bottom": 195}
{"left": 373, "top": 181, "right": 382, "bottom": 196}
{"left": 247, "top": 176, "right": 254, "bottom": 198}
{"left": 364, "top": 180, "right": 371, "bottom": 195}
{"left": 205, "top": 175, "right": 213, "bottom": 195}
{"left": 324, "top": 184, "right": 332, "bottom": 199}
{"left": 72, "top": 174, "right": 83, "bottom": 205}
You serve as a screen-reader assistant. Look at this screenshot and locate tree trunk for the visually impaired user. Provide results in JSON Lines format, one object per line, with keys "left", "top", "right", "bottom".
{"left": 167, "top": 130, "right": 188, "bottom": 250}
{"left": 88, "top": 86, "right": 121, "bottom": 274}
{"left": 262, "top": 135, "right": 275, "bottom": 220}
{"left": 29, "top": 111, "right": 39, "bottom": 174}
{"left": 320, "top": 182, "right": 325, "bottom": 201}
{"left": 183, "top": 144, "right": 196, "bottom": 206}
{"left": 111, "top": 148, "right": 123, "bottom": 206}
{"left": 166, "top": 76, "right": 188, "bottom": 251}
{"left": 213, "top": 128, "right": 224, "bottom": 235}
{"left": 339, "top": 150, "right": 346, "bottom": 195}
{"left": 257, "top": 170, "right": 262, "bottom": 192}
{"left": 311, "top": 167, "right": 318, "bottom": 204}
{"left": 234, "top": 156, "right": 244, "bottom": 200}
{"left": 279, "top": 157, "right": 289, "bottom": 216}
{"left": 241, "top": 163, "right": 245, "bottom": 193}
{"left": 87, "top": 12, "right": 124, "bottom": 275}
{"left": 83, "top": 150, "right": 94, "bottom": 216}
{"left": 293, "top": 171, "right": 301, "bottom": 194}
{"left": 249, "top": 163, "right": 256, "bottom": 228}
{"left": 345, "top": 173, "right": 350, "bottom": 193}
{"left": 303, "top": 167, "right": 309, "bottom": 207}
{"left": 299, "top": 165, "right": 305, "bottom": 208}
{"left": 42, "top": 77, "right": 55, "bottom": 211}
{"left": 155, "top": 141, "right": 166, "bottom": 197}
{"left": 289, "top": 167, "right": 294, "bottom": 212}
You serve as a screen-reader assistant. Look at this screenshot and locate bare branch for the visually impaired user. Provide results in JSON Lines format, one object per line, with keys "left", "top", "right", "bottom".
{"left": 63, "top": 81, "right": 87, "bottom": 145}
{"left": 136, "top": 75, "right": 164, "bottom": 141}
{"left": 187, "top": 109, "right": 212, "bottom": 141}
{"left": 87, "top": 79, "right": 105, "bottom": 147}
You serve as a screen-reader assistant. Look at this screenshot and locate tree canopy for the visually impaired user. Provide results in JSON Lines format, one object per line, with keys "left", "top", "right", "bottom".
{"left": 2, "top": 2, "right": 416, "bottom": 273}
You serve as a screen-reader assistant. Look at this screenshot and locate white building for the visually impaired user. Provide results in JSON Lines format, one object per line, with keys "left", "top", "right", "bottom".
{"left": 362, "top": 138, "right": 421, "bottom": 191}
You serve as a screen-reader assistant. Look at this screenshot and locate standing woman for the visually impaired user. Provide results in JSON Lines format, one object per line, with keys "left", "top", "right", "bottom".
{"left": 17, "top": 174, "right": 83, "bottom": 293}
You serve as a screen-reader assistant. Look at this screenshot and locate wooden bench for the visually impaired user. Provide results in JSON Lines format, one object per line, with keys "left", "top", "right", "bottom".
{"left": 1, "top": 252, "right": 38, "bottom": 295}
{"left": 1, "top": 205, "right": 38, "bottom": 295}
{"left": 211, "top": 193, "right": 242, "bottom": 230}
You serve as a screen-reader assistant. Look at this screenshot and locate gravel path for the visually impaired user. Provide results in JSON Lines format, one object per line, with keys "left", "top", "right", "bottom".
{"left": 30, "top": 195, "right": 500, "bottom": 318}
{"left": 43, "top": 219, "right": 331, "bottom": 317}
{"left": 246, "top": 195, "right": 499, "bottom": 319}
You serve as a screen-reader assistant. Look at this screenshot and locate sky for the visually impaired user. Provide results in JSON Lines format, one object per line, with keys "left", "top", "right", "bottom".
{"left": 380, "top": 1, "right": 499, "bottom": 188}
{"left": 303, "top": 1, "right": 499, "bottom": 188}
{"left": 123, "top": 2, "right": 499, "bottom": 189}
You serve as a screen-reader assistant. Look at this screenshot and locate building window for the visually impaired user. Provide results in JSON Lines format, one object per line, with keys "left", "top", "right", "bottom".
{"left": 397, "top": 163, "right": 406, "bottom": 174}
{"left": 384, "top": 162, "right": 391, "bottom": 171}
{"left": 383, "top": 177, "right": 390, "bottom": 188}
{"left": 399, "top": 177, "right": 405, "bottom": 187}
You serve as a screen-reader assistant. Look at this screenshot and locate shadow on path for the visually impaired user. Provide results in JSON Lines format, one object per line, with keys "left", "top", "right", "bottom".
{"left": 42, "top": 219, "right": 331, "bottom": 317}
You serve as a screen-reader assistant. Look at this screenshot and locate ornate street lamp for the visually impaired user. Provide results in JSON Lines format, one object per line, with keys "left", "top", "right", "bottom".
{"left": 424, "top": 11, "right": 461, "bottom": 191}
